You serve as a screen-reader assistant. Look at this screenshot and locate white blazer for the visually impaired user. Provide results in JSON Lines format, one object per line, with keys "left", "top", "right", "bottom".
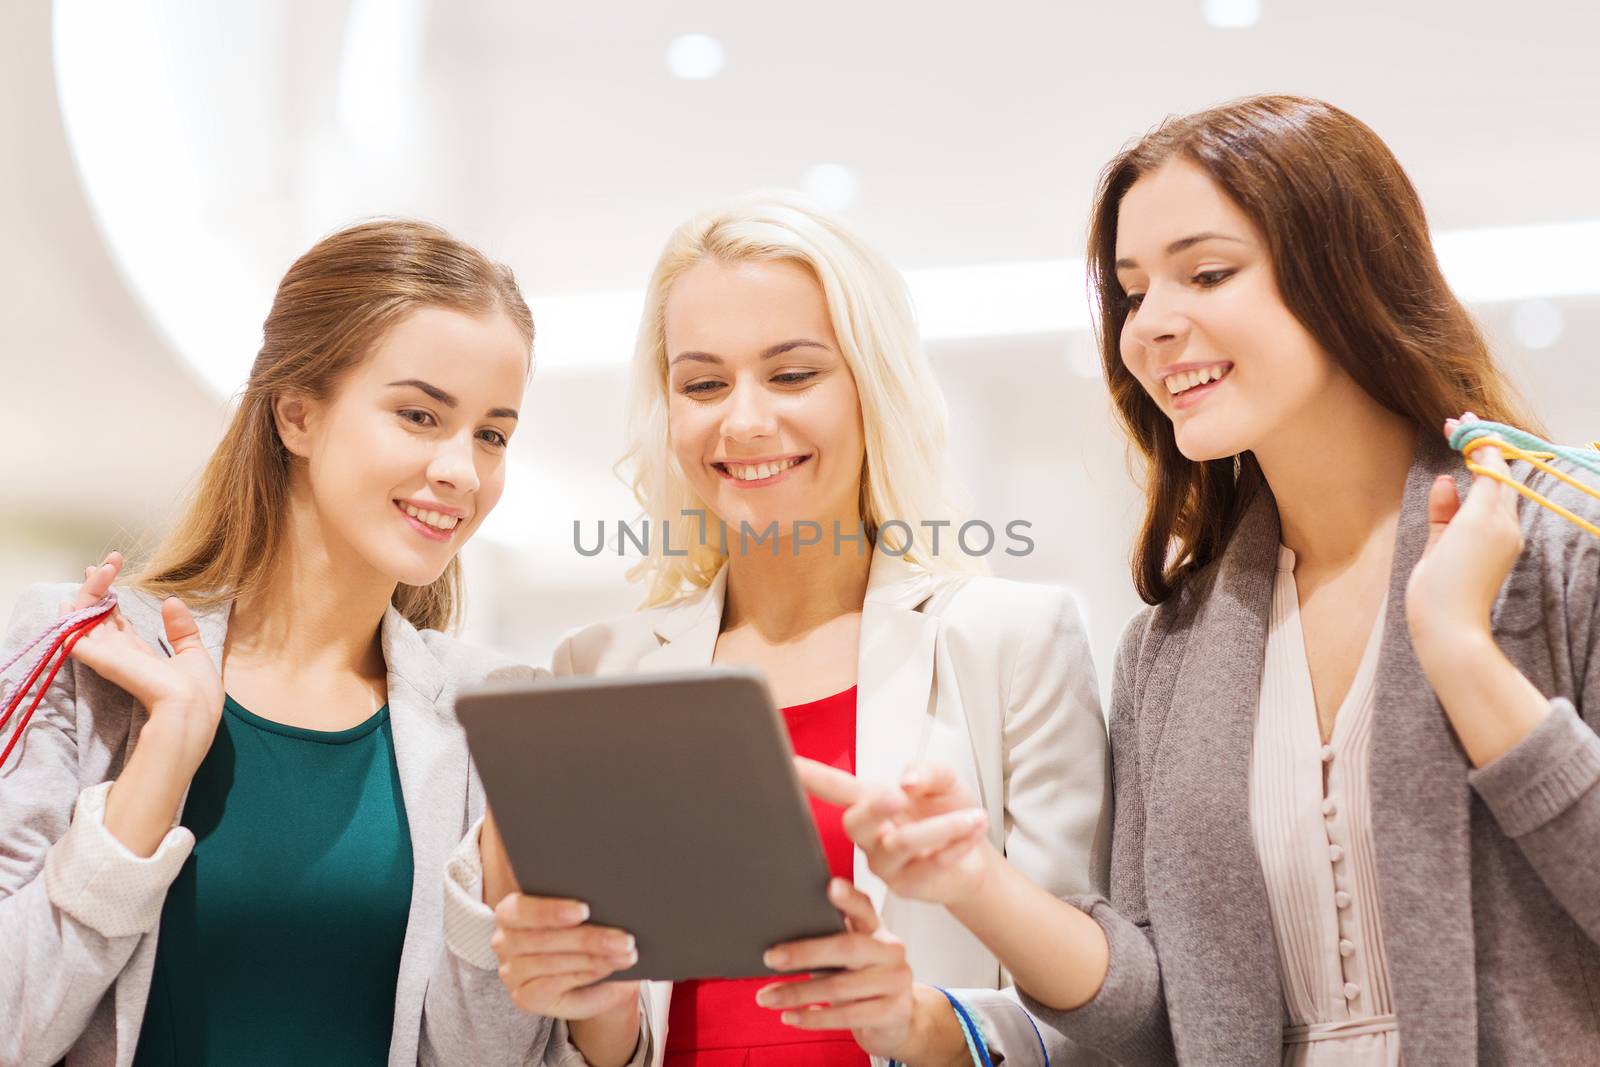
{"left": 551, "top": 551, "right": 1112, "bottom": 1066}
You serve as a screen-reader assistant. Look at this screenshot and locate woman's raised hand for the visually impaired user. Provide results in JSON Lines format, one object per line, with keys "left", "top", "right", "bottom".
{"left": 795, "top": 757, "right": 994, "bottom": 907}
{"left": 67, "top": 553, "right": 223, "bottom": 780}
{"left": 1406, "top": 412, "right": 1526, "bottom": 651}
{"left": 58, "top": 553, "right": 225, "bottom": 856}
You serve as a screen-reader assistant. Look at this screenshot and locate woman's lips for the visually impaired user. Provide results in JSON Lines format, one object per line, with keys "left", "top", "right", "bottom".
{"left": 713, "top": 455, "right": 810, "bottom": 489}
{"left": 395, "top": 500, "right": 455, "bottom": 542}
{"left": 1171, "top": 375, "right": 1227, "bottom": 411}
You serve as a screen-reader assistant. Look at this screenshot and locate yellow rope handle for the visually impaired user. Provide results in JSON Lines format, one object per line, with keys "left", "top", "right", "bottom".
{"left": 1462, "top": 437, "right": 1600, "bottom": 539}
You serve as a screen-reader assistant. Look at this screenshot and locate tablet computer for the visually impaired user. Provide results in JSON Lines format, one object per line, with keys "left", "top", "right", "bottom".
{"left": 455, "top": 667, "right": 847, "bottom": 981}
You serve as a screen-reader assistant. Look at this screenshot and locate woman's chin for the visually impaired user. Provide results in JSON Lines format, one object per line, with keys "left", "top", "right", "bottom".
{"left": 1173, "top": 424, "right": 1246, "bottom": 465}
{"left": 377, "top": 545, "right": 458, "bottom": 590}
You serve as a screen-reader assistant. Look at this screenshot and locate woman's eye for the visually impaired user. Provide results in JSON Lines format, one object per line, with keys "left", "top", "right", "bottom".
{"left": 1123, "top": 292, "right": 1145, "bottom": 312}
{"left": 1193, "top": 269, "right": 1234, "bottom": 287}
{"left": 773, "top": 371, "right": 818, "bottom": 385}
{"left": 399, "top": 408, "right": 436, "bottom": 427}
{"left": 682, "top": 380, "right": 723, "bottom": 396}
{"left": 477, "top": 428, "right": 509, "bottom": 448}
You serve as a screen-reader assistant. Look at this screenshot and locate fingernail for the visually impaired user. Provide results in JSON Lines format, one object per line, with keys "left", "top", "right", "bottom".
{"left": 755, "top": 987, "right": 775, "bottom": 1006}
{"left": 610, "top": 933, "right": 635, "bottom": 952}
{"left": 765, "top": 949, "right": 787, "bottom": 968}
{"left": 780, "top": 1012, "right": 798, "bottom": 1026}
{"left": 966, "top": 811, "right": 988, "bottom": 828}
{"left": 566, "top": 904, "right": 590, "bottom": 923}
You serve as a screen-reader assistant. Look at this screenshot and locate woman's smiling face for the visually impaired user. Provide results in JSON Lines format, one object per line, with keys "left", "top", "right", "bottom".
{"left": 663, "top": 257, "right": 866, "bottom": 546}
{"left": 278, "top": 305, "right": 529, "bottom": 586}
{"left": 1115, "top": 158, "right": 1347, "bottom": 463}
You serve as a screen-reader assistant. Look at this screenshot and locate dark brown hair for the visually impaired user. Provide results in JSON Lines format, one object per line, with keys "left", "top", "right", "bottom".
{"left": 1090, "top": 95, "right": 1537, "bottom": 604}
{"left": 135, "top": 219, "right": 533, "bottom": 631}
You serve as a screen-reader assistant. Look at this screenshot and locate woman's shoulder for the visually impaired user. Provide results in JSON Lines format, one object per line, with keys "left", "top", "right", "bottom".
{"left": 552, "top": 597, "right": 690, "bottom": 676}
{"left": 929, "top": 573, "right": 1085, "bottom": 636}
{"left": 1511, "top": 458, "right": 1600, "bottom": 612}
{"left": 923, "top": 575, "right": 1104, "bottom": 685}
{"left": 5, "top": 582, "right": 168, "bottom": 650}
{"left": 1519, "top": 459, "right": 1600, "bottom": 559}
{"left": 415, "top": 628, "right": 546, "bottom": 690}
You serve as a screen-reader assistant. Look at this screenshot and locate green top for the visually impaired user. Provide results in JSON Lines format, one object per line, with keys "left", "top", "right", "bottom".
{"left": 134, "top": 694, "right": 414, "bottom": 1067}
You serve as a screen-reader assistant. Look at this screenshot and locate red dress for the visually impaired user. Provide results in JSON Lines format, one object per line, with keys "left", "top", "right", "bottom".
{"left": 663, "top": 686, "right": 869, "bottom": 1067}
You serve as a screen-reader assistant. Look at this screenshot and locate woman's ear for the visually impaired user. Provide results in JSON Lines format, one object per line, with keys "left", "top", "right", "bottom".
{"left": 272, "top": 392, "right": 321, "bottom": 459}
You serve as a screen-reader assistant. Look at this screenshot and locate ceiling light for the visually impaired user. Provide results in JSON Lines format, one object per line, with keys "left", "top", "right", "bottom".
{"left": 802, "top": 163, "right": 859, "bottom": 211}
{"left": 1510, "top": 299, "right": 1565, "bottom": 349}
{"left": 666, "top": 34, "right": 724, "bottom": 80}
{"left": 1203, "top": 0, "right": 1261, "bottom": 27}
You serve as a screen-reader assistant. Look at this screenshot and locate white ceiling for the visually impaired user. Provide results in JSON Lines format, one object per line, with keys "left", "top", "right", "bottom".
{"left": 6, "top": 0, "right": 1600, "bottom": 668}
{"left": 40, "top": 0, "right": 1600, "bottom": 393}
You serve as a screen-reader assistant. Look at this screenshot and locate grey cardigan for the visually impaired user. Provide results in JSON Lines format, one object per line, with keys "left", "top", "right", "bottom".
{"left": 0, "top": 584, "right": 555, "bottom": 1067}
{"left": 1023, "top": 434, "right": 1600, "bottom": 1065}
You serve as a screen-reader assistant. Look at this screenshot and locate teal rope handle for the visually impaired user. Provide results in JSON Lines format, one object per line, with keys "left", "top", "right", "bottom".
{"left": 1448, "top": 419, "right": 1600, "bottom": 478}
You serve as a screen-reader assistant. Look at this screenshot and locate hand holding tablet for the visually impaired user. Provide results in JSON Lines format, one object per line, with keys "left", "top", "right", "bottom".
{"left": 462, "top": 670, "right": 971, "bottom": 1063}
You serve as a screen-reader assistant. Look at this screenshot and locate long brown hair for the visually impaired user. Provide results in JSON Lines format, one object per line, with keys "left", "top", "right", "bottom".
{"left": 1090, "top": 95, "right": 1537, "bottom": 605}
{"left": 135, "top": 219, "right": 533, "bottom": 631}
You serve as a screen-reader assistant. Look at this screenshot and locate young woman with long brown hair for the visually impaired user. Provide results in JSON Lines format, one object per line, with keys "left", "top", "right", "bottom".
{"left": 0, "top": 220, "right": 569, "bottom": 1065}
{"left": 803, "top": 95, "right": 1600, "bottom": 1065}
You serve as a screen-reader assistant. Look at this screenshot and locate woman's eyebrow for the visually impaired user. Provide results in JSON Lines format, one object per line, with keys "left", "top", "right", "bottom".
{"left": 387, "top": 378, "right": 517, "bottom": 419}
{"left": 669, "top": 339, "right": 831, "bottom": 366}
{"left": 1115, "top": 232, "right": 1246, "bottom": 270}
{"left": 388, "top": 378, "right": 456, "bottom": 405}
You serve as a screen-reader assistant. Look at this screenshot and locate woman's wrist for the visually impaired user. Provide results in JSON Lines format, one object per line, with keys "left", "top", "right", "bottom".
{"left": 104, "top": 728, "right": 193, "bottom": 857}
{"left": 1412, "top": 627, "right": 1550, "bottom": 767}
{"left": 945, "top": 839, "right": 1005, "bottom": 922}
{"left": 479, "top": 815, "right": 517, "bottom": 907}
{"left": 897, "top": 984, "right": 976, "bottom": 1067}
{"left": 1408, "top": 611, "right": 1494, "bottom": 670}
{"left": 569, "top": 996, "right": 641, "bottom": 1067}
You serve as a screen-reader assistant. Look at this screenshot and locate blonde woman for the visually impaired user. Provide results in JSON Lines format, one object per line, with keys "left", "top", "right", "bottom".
{"left": 445, "top": 195, "right": 1112, "bottom": 1066}
{"left": 0, "top": 220, "right": 566, "bottom": 1066}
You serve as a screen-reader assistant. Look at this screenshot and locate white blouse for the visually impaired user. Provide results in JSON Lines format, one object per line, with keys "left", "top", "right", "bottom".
{"left": 1250, "top": 545, "right": 1402, "bottom": 1066}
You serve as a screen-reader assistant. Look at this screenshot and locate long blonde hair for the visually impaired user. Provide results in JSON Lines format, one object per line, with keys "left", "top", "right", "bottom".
{"left": 135, "top": 219, "right": 534, "bottom": 631}
{"left": 621, "top": 193, "right": 981, "bottom": 607}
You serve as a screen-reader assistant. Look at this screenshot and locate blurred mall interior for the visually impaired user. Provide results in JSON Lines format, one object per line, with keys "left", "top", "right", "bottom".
{"left": 4, "top": 0, "right": 1598, "bottom": 700}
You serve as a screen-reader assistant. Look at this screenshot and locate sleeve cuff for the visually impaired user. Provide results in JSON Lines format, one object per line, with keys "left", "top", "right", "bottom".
{"left": 955, "top": 986, "right": 1047, "bottom": 1066}
{"left": 1469, "top": 698, "right": 1600, "bottom": 837}
{"left": 443, "top": 816, "right": 502, "bottom": 971}
{"left": 43, "top": 780, "right": 193, "bottom": 938}
{"left": 1014, "top": 896, "right": 1159, "bottom": 1052}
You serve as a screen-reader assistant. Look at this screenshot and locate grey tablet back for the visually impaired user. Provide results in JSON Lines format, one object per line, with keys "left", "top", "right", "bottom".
{"left": 455, "top": 668, "right": 847, "bottom": 981}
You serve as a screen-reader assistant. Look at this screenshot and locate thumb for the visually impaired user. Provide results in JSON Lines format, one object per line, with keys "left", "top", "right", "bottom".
{"left": 160, "top": 597, "right": 205, "bottom": 656}
{"left": 1422, "top": 475, "right": 1459, "bottom": 555}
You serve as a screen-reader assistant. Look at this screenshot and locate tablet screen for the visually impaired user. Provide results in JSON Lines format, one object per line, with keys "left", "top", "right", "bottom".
{"left": 457, "top": 668, "right": 847, "bottom": 980}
